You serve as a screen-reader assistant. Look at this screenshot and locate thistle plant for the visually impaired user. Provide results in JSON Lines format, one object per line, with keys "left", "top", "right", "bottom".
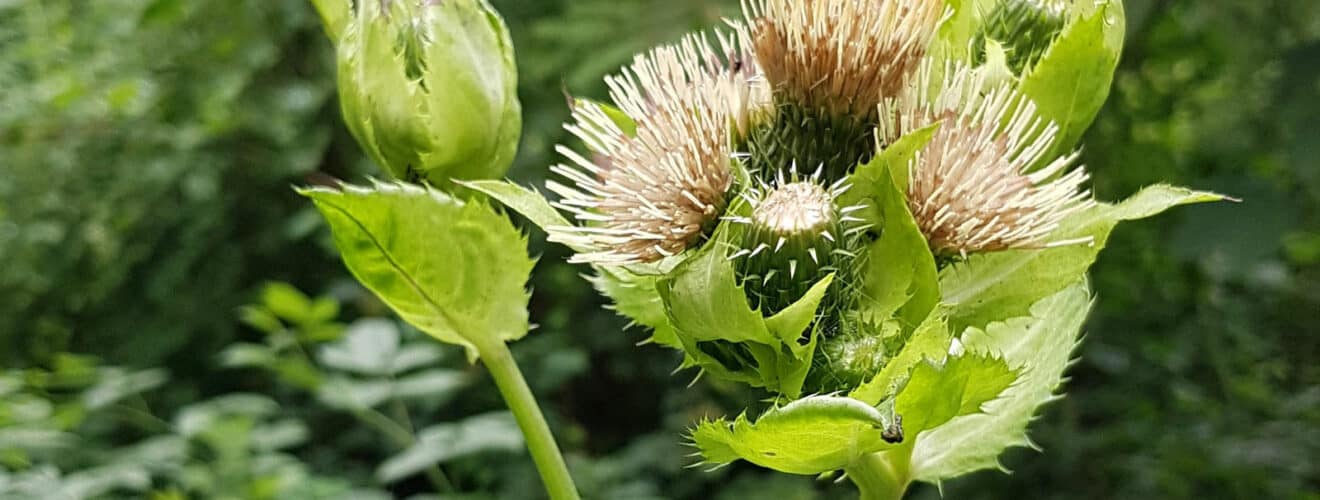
{"left": 298, "top": 0, "right": 1229, "bottom": 498}
{"left": 468, "top": 0, "right": 1230, "bottom": 499}
{"left": 303, "top": 1, "right": 578, "bottom": 498}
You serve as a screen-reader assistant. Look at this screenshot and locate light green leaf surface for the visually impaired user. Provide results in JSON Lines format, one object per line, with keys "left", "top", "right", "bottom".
{"left": 910, "top": 282, "right": 1092, "bottom": 481}
{"left": 301, "top": 182, "right": 535, "bottom": 360}
{"left": 895, "top": 352, "right": 1017, "bottom": 436}
{"left": 1020, "top": 0, "right": 1125, "bottom": 157}
{"left": 458, "top": 179, "right": 575, "bottom": 238}
{"left": 691, "top": 396, "right": 901, "bottom": 475}
{"left": 847, "top": 141, "right": 941, "bottom": 331}
{"left": 850, "top": 312, "right": 954, "bottom": 405}
{"left": 941, "top": 185, "right": 1226, "bottom": 331}
{"left": 658, "top": 242, "right": 774, "bottom": 346}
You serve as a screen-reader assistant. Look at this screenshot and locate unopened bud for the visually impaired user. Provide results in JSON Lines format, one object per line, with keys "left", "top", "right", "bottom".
{"left": 330, "top": 0, "right": 521, "bottom": 186}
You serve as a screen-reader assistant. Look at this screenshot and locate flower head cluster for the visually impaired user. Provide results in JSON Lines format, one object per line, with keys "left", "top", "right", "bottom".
{"left": 550, "top": 0, "right": 1092, "bottom": 281}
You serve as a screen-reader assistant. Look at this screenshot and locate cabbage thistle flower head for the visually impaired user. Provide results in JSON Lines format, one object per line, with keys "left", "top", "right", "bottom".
{"left": 742, "top": 0, "right": 945, "bottom": 177}
{"left": 547, "top": 32, "right": 768, "bottom": 265}
{"left": 728, "top": 170, "right": 866, "bottom": 314}
{"left": 880, "top": 63, "right": 1094, "bottom": 255}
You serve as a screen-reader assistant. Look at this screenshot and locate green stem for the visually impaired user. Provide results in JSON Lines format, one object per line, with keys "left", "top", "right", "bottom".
{"left": 845, "top": 451, "right": 910, "bottom": 500}
{"left": 477, "top": 339, "right": 580, "bottom": 500}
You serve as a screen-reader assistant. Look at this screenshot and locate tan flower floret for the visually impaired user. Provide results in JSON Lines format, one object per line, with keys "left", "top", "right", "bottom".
{"left": 743, "top": 0, "right": 945, "bottom": 118}
{"left": 879, "top": 63, "right": 1094, "bottom": 255}
{"left": 548, "top": 31, "right": 768, "bottom": 265}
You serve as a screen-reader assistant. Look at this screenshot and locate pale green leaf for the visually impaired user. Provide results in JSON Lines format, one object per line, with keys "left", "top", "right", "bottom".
{"left": 930, "top": 0, "right": 999, "bottom": 64}
{"left": 691, "top": 396, "right": 901, "bottom": 475}
{"left": 301, "top": 182, "right": 535, "bottom": 360}
{"left": 457, "top": 179, "right": 575, "bottom": 239}
{"left": 657, "top": 242, "right": 773, "bottom": 346}
{"left": 941, "top": 185, "right": 1227, "bottom": 331}
{"left": 847, "top": 150, "right": 940, "bottom": 331}
{"left": 765, "top": 273, "right": 834, "bottom": 354}
{"left": 1019, "top": 0, "right": 1125, "bottom": 158}
{"left": 910, "top": 282, "right": 1092, "bottom": 481}
{"left": 895, "top": 352, "right": 1017, "bottom": 436}
{"left": 850, "top": 312, "right": 954, "bottom": 405}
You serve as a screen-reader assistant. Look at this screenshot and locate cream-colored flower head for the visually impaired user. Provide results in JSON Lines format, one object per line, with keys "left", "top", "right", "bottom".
{"left": 879, "top": 63, "right": 1094, "bottom": 255}
{"left": 743, "top": 0, "right": 945, "bottom": 118}
{"left": 548, "top": 31, "right": 769, "bottom": 265}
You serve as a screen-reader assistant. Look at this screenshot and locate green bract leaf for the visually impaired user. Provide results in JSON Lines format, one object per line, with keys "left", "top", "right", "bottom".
{"left": 910, "top": 282, "right": 1091, "bottom": 481}
{"left": 301, "top": 182, "right": 535, "bottom": 360}
{"left": 894, "top": 352, "right": 1017, "bottom": 436}
{"left": 847, "top": 133, "right": 941, "bottom": 331}
{"left": 691, "top": 396, "right": 901, "bottom": 475}
{"left": 1019, "top": 0, "right": 1125, "bottom": 158}
{"left": 659, "top": 241, "right": 774, "bottom": 346}
{"left": 657, "top": 237, "right": 832, "bottom": 397}
{"left": 941, "top": 185, "right": 1227, "bottom": 331}
{"left": 930, "top": 0, "right": 999, "bottom": 64}
{"left": 850, "top": 312, "right": 953, "bottom": 405}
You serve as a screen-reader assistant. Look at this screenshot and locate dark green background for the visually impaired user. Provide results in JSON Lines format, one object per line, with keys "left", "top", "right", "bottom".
{"left": 1, "top": 0, "right": 1316, "bottom": 498}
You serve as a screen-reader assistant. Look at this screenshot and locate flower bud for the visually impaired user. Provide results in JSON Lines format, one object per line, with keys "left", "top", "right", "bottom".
{"left": 731, "top": 176, "right": 865, "bottom": 315}
{"left": 332, "top": 0, "right": 521, "bottom": 186}
{"left": 971, "top": 0, "right": 1069, "bottom": 75}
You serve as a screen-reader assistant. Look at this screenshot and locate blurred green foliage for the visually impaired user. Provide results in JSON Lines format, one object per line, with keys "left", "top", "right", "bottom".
{"left": 1, "top": 0, "right": 1316, "bottom": 498}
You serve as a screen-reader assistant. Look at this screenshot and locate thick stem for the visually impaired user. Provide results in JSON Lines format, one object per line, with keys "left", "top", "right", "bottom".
{"left": 845, "top": 451, "right": 910, "bottom": 500}
{"left": 478, "top": 339, "right": 581, "bottom": 500}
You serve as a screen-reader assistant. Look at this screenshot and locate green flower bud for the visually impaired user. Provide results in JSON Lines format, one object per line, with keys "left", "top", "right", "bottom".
{"left": 331, "top": 0, "right": 521, "bottom": 186}
{"left": 971, "top": 0, "right": 1069, "bottom": 75}
{"left": 731, "top": 175, "right": 865, "bottom": 316}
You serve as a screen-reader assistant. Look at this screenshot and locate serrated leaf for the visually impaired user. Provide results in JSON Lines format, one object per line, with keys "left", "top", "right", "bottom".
{"left": 301, "top": 182, "right": 535, "bottom": 360}
{"left": 457, "top": 179, "right": 575, "bottom": 239}
{"left": 590, "top": 267, "right": 677, "bottom": 348}
{"left": 765, "top": 273, "right": 834, "bottom": 355}
{"left": 910, "top": 282, "right": 1091, "bottom": 481}
{"left": 851, "top": 312, "right": 954, "bottom": 405}
{"left": 658, "top": 242, "right": 774, "bottom": 346}
{"left": 690, "top": 396, "right": 901, "bottom": 475}
{"left": 941, "top": 185, "right": 1227, "bottom": 331}
{"left": 847, "top": 140, "right": 941, "bottom": 331}
{"left": 658, "top": 238, "right": 832, "bottom": 396}
{"left": 895, "top": 352, "right": 1017, "bottom": 436}
{"left": 376, "top": 412, "right": 523, "bottom": 484}
{"left": 1019, "top": 0, "right": 1125, "bottom": 158}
